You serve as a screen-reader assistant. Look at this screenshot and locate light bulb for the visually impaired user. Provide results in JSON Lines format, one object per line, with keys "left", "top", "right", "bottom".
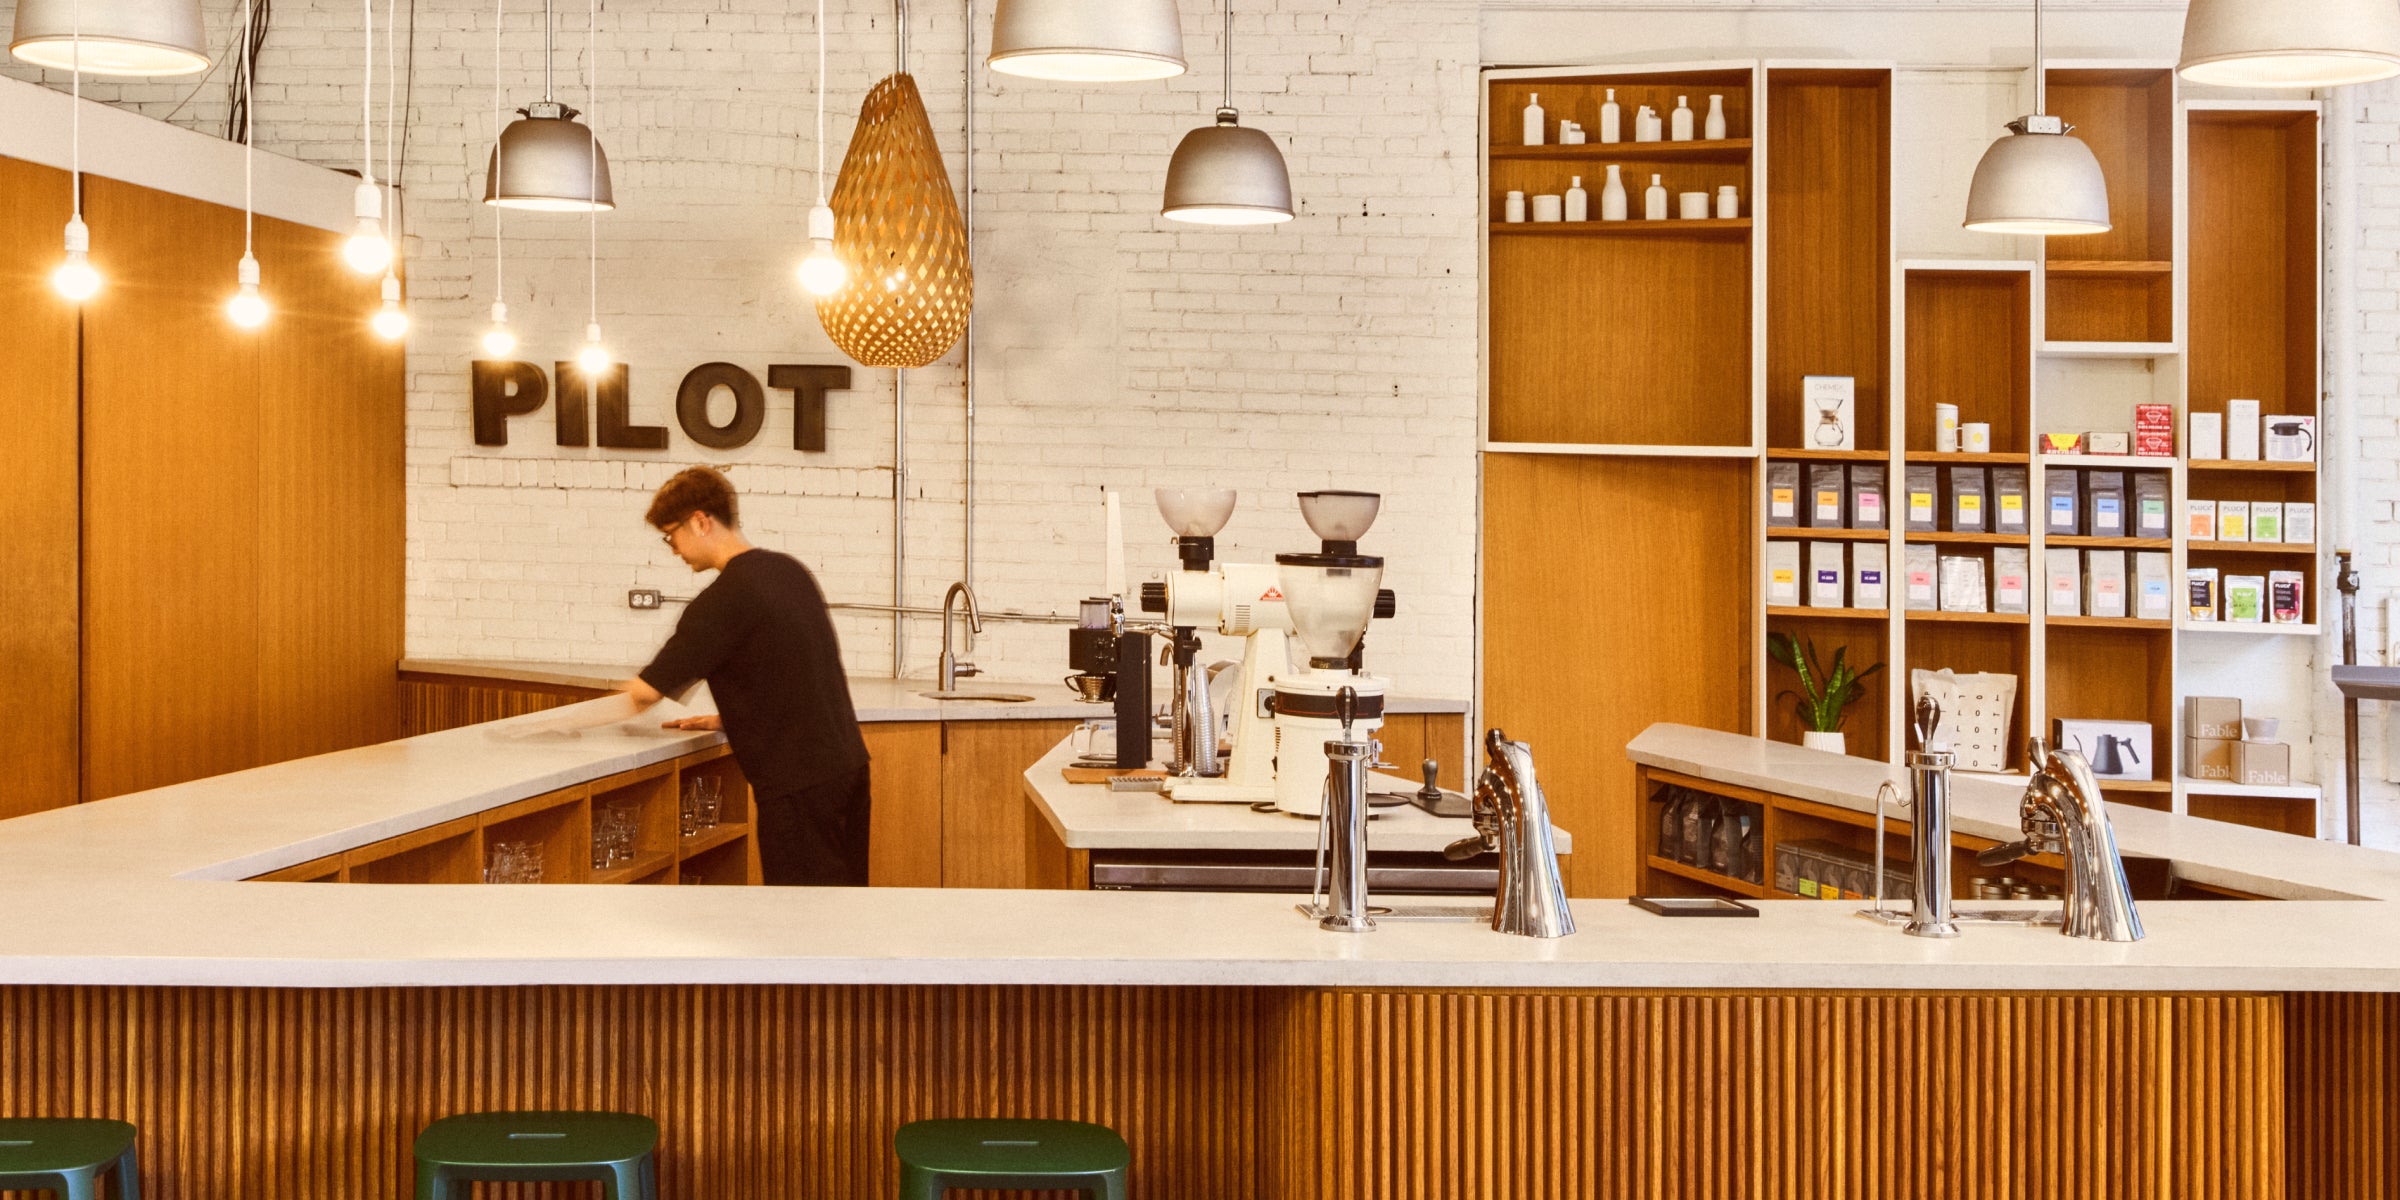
{"left": 481, "top": 301, "right": 516, "bottom": 357}
{"left": 52, "top": 217, "right": 99, "bottom": 301}
{"left": 577, "top": 322, "right": 611, "bottom": 374}
{"left": 798, "top": 241, "right": 847, "bottom": 296}
{"left": 371, "top": 274, "right": 409, "bottom": 340}
{"left": 227, "top": 253, "right": 268, "bottom": 328}
{"left": 797, "top": 203, "right": 847, "bottom": 296}
{"left": 342, "top": 181, "right": 390, "bottom": 274}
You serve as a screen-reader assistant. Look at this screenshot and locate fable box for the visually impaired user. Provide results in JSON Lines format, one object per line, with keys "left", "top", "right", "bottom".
{"left": 2185, "top": 695, "right": 2243, "bottom": 740}
{"left": 2237, "top": 739, "right": 2292, "bottom": 787}
{"left": 2183, "top": 736, "right": 2237, "bottom": 782}
{"left": 2054, "top": 718, "right": 2155, "bottom": 782}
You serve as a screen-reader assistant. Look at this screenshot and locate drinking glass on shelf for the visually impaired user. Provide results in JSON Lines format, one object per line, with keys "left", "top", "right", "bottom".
{"left": 515, "top": 841, "right": 544, "bottom": 884}
{"left": 680, "top": 784, "right": 701, "bottom": 838}
{"left": 695, "top": 777, "right": 722, "bottom": 830}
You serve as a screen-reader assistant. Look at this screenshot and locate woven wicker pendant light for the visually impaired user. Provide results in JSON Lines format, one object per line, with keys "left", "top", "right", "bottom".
{"left": 815, "top": 70, "right": 974, "bottom": 368}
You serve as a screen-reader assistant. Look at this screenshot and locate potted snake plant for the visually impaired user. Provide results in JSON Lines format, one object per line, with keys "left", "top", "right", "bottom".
{"left": 1769, "top": 632, "right": 1883, "bottom": 755}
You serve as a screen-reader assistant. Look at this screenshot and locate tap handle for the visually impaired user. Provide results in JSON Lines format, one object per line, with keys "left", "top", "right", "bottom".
{"left": 1418, "top": 759, "right": 1442, "bottom": 799}
{"left": 1977, "top": 839, "right": 2034, "bottom": 868}
{"left": 1442, "top": 833, "right": 1492, "bottom": 861}
{"left": 1911, "top": 693, "right": 1943, "bottom": 749}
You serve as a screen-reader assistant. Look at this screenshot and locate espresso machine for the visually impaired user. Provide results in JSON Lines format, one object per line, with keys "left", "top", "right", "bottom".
{"left": 1062, "top": 595, "right": 1152, "bottom": 771}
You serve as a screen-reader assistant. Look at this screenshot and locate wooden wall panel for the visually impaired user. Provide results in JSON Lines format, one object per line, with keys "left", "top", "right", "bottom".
{"left": 78, "top": 176, "right": 260, "bottom": 800}
{"left": 2188, "top": 110, "right": 2320, "bottom": 419}
{"left": 0, "top": 156, "right": 82, "bottom": 817}
{"left": 255, "top": 215, "right": 400, "bottom": 764}
{"left": 397, "top": 675, "right": 608, "bottom": 737}
{"left": 1766, "top": 69, "right": 1892, "bottom": 451}
{"left": 867, "top": 720, "right": 944, "bottom": 888}
{"left": 941, "top": 719, "right": 1079, "bottom": 888}
{"left": 2286, "top": 992, "right": 2400, "bottom": 1199}
{"left": 1484, "top": 454, "right": 1755, "bottom": 897}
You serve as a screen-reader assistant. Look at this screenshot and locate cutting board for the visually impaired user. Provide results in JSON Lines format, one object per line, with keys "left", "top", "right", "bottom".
{"left": 1060, "top": 766, "right": 1168, "bottom": 785}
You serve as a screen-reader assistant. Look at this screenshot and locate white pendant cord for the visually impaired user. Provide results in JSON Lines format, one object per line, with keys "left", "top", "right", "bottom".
{"left": 491, "top": 0, "right": 504, "bottom": 306}
{"left": 585, "top": 0, "right": 598, "bottom": 331}
{"left": 361, "top": 0, "right": 374, "bottom": 187}
{"left": 385, "top": 0, "right": 399, "bottom": 264}
{"left": 814, "top": 0, "right": 825, "bottom": 206}
{"left": 69, "top": 0, "right": 81, "bottom": 222}
{"left": 2033, "top": 0, "right": 2046, "bottom": 116}
{"left": 241, "top": 0, "right": 254, "bottom": 256}
{"left": 1220, "top": 0, "right": 1231, "bottom": 111}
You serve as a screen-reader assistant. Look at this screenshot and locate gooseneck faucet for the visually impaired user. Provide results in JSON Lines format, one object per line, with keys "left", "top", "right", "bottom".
{"left": 937, "top": 582, "right": 982, "bottom": 692}
{"left": 1461, "top": 729, "right": 1575, "bottom": 938}
{"left": 1978, "top": 738, "right": 2145, "bottom": 942}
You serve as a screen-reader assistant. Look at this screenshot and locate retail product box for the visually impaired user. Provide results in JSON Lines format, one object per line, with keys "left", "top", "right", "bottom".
{"left": 2217, "top": 500, "right": 2250, "bottom": 543}
{"left": 2226, "top": 574, "right": 2267, "bottom": 623}
{"left": 1809, "top": 541, "right": 1847, "bottom": 608}
{"left": 1803, "top": 376, "right": 1857, "bottom": 451}
{"left": 2054, "top": 718, "right": 2155, "bottom": 781}
{"left": 1992, "top": 466, "right": 2030, "bottom": 533}
{"left": 2251, "top": 501, "right": 2283, "bottom": 543}
{"left": 2084, "top": 550, "right": 2128, "bottom": 619}
{"left": 1850, "top": 464, "right": 1887, "bottom": 531}
{"left": 2186, "top": 499, "right": 2218, "bottom": 541}
{"left": 2085, "top": 431, "right": 2131, "bottom": 456}
{"left": 2271, "top": 570, "right": 2306, "bottom": 624}
{"left": 2236, "top": 739, "right": 2292, "bottom": 787}
{"left": 2265, "top": 415, "right": 2317, "bottom": 463}
{"left": 2227, "top": 398, "right": 2262, "bottom": 461}
{"left": 1947, "top": 466, "right": 1988, "bottom": 533}
{"left": 2132, "top": 472, "right": 2170, "bottom": 538}
{"left": 1853, "top": 543, "right": 1889, "bottom": 610}
{"left": 2046, "top": 547, "right": 2081, "bottom": 617}
{"left": 1994, "top": 545, "right": 2031, "bottom": 614}
{"left": 1808, "top": 463, "right": 1847, "bottom": 529}
{"left": 2183, "top": 736, "right": 2237, "bottom": 781}
{"left": 1905, "top": 465, "right": 1939, "bottom": 533}
{"left": 1766, "top": 541, "right": 1802, "bottom": 607}
{"left": 2045, "top": 470, "right": 2081, "bottom": 536}
{"left": 1766, "top": 462, "right": 1800, "bottom": 526}
{"left": 2185, "top": 696, "right": 2244, "bottom": 739}
{"left": 2040, "top": 432, "right": 2085, "bottom": 455}
{"left": 2135, "top": 403, "right": 2174, "bottom": 433}
{"left": 2188, "top": 568, "right": 2220, "bottom": 621}
{"left": 2190, "top": 411, "right": 2224, "bottom": 460}
{"left": 1904, "top": 544, "right": 1938, "bottom": 612}
{"left": 2085, "top": 470, "right": 2126, "bottom": 538}
{"left": 2287, "top": 502, "right": 2317, "bottom": 545}
{"left": 1940, "top": 554, "right": 1988, "bottom": 613}
{"left": 2135, "top": 551, "right": 2172, "bottom": 621}
{"left": 2135, "top": 431, "right": 2176, "bottom": 458}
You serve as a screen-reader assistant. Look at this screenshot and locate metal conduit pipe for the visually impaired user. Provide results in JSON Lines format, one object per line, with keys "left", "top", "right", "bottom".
{"left": 888, "top": 0, "right": 911, "bottom": 680}
{"left": 961, "top": 0, "right": 977, "bottom": 590}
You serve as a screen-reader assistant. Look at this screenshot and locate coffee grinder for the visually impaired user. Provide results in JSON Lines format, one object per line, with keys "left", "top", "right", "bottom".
{"left": 1272, "top": 491, "right": 1391, "bottom": 818}
{"left": 1145, "top": 492, "right": 1292, "bottom": 803}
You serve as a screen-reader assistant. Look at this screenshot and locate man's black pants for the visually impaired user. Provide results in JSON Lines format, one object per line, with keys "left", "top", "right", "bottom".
{"left": 754, "top": 764, "right": 873, "bottom": 886}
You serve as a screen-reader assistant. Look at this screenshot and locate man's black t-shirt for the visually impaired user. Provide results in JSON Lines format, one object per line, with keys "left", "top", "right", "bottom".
{"left": 639, "top": 549, "right": 868, "bottom": 796}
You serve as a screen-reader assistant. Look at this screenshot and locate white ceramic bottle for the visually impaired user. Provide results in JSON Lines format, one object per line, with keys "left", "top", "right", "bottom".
{"left": 1635, "top": 106, "right": 1660, "bottom": 143}
{"left": 1704, "top": 94, "right": 1728, "bottom": 141}
{"left": 1670, "top": 96, "right": 1694, "bottom": 142}
{"left": 1523, "top": 93, "right": 1545, "bottom": 146}
{"left": 1565, "top": 175, "right": 1588, "bottom": 222}
{"left": 1600, "top": 165, "right": 1627, "bottom": 221}
{"left": 1503, "top": 190, "right": 1526, "bottom": 223}
{"left": 1716, "top": 184, "right": 1739, "bottom": 219}
{"left": 1599, "top": 88, "right": 1621, "bottom": 143}
{"left": 1644, "top": 174, "right": 1667, "bottom": 220}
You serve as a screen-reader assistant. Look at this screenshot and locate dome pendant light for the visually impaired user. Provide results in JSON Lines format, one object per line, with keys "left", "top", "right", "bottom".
{"left": 814, "top": 4, "right": 974, "bottom": 369}
{"left": 50, "top": 0, "right": 100, "bottom": 302}
{"left": 342, "top": 0, "right": 392, "bottom": 275}
{"left": 987, "top": 0, "right": 1184, "bottom": 83}
{"left": 483, "top": 0, "right": 612, "bottom": 212}
{"left": 11, "top": 0, "right": 209, "bottom": 76}
{"left": 796, "top": 0, "right": 846, "bottom": 297}
{"left": 1161, "top": 0, "right": 1292, "bottom": 226}
{"left": 1963, "top": 0, "right": 2109, "bottom": 236}
{"left": 2179, "top": 0, "right": 2400, "bottom": 89}
{"left": 226, "top": 0, "right": 267, "bottom": 330}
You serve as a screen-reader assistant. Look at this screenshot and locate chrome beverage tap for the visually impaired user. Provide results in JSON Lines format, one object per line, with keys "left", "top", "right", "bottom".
{"left": 1905, "top": 695, "right": 1961, "bottom": 939}
{"left": 1468, "top": 729, "right": 1575, "bottom": 939}
{"left": 1314, "top": 687, "right": 1377, "bottom": 933}
{"left": 1977, "top": 738, "right": 2145, "bottom": 942}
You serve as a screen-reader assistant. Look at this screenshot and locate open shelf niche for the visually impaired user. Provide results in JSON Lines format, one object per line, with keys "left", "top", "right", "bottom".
{"left": 2042, "top": 68, "right": 2178, "bottom": 347}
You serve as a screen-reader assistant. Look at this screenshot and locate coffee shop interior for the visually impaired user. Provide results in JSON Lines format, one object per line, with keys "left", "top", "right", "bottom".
{"left": 16, "top": 0, "right": 2400, "bottom": 1193}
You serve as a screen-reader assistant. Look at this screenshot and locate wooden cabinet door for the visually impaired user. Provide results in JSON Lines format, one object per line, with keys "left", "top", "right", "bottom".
{"left": 865, "top": 722, "right": 943, "bottom": 887}
{"left": 0, "top": 156, "right": 80, "bottom": 817}
{"left": 939, "top": 719, "right": 1077, "bottom": 889}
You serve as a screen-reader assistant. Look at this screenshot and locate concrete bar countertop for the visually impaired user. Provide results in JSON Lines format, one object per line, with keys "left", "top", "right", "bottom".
{"left": 4, "top": 710, "right": 2400, "bottom": 990}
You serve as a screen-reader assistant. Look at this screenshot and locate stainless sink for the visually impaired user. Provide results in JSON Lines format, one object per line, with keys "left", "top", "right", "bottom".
{"left": 921, "top": 691, "right": 1036, "bottom": 702}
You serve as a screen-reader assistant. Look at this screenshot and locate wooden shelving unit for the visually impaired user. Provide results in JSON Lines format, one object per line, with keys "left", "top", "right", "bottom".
{"left": 1487, "top": 218, "right": 1751, "bottom": 238}
{"left": 2044, "top": 68, "right": 2177, "bottom": 345}
{"left": 245, "top": 748, "right": 762, "bottom": 887}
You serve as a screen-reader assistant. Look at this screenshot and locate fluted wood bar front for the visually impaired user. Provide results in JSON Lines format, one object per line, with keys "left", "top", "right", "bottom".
{"left": 0, "top": 984, "right": 2369, "bottom": 1199}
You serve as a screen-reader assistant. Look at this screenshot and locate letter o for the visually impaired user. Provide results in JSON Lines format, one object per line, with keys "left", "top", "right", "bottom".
{"left": 675, "top": 362, "right": 766, "bottom": 449}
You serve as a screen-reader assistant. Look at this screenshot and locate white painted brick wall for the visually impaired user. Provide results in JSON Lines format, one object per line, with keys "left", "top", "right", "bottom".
{"left": 4, "top": 0, "right": 1485, "bottom": 700}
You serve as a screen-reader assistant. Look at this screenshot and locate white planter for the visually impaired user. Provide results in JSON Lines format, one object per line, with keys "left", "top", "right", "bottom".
{"left": 1801, "top": 730, "right": 1846, "bottom": 755}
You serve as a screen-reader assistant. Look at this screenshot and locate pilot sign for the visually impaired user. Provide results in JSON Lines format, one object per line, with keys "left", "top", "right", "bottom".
{"left": 470, "top": 360, "right": 854, "bottom": 452}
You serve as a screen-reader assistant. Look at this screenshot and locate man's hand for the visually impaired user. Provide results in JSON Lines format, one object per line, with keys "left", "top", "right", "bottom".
{"left": 661, "top": 714, "right": 723, "bottom": 732}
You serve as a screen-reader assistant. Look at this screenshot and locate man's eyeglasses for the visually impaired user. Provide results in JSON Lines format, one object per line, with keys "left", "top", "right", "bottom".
{"left": 659, "top": 520, "right": 686, "bottom": 548}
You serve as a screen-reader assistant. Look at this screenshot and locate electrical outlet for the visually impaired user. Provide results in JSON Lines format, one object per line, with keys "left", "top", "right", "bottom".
{"left": 628, "top": 588, "right": 662, "bottom": 610}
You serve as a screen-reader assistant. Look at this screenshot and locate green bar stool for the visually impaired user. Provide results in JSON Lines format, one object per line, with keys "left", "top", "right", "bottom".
{"left": 0, "top": 1118, "right": 140, "bottom": 1200}
{"left": 412, "top": 1111, "right": 659, "bottom": 1200}
{"left": 894, "top": 1118, "right": 1128, "bottom": 1199}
